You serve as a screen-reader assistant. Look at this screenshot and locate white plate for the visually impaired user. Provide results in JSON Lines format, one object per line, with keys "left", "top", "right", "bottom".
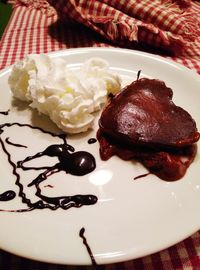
{"left": 0, "top": 48, "right": 200, "bottom": 265}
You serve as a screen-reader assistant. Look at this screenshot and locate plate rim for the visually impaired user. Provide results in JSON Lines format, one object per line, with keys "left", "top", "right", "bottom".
{"left": 0, "top": 47, "right": 199, "bottom": 265}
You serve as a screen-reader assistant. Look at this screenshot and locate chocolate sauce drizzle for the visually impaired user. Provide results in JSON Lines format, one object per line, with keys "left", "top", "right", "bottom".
{"left": 5, "top": 137, "right": 27, "bottom": 148}
{"left": 44, "top": 184, "right": 54, "bottom": 188}
{"left": 79, "top": 227, "right": 97, "bottom": 265}
{"left": 0, "top": 122, "right": 98, "bottom": 212}
{"left": 0, "top": 110, "right": 10, "bottom": 116}
{"left": 0, "top": 190, "right": 16, "bottom": 201}
{"left": 137, "top": 70, "right": 141, "bottom": 81}
{"left": 88, "top": 138, "right": 97, "bottom": 144}
{"left": 134, "top": 172, "right": 150, "bottom": 180}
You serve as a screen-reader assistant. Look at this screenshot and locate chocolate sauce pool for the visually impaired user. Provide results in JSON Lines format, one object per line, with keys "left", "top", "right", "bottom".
{"left": 0, "top": 122, "right": 98, "bottom": 212}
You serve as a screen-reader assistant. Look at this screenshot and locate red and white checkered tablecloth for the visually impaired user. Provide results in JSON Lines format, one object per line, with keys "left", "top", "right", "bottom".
{"left": 0, "top": 2, "right": 200, "bottom": 270}
{"left": 0, "top": 1, "right": 200, "bottom": 73}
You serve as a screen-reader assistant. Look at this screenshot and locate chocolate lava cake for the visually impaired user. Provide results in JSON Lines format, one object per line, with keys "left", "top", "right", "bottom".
{"left": 97, "top": 78, "right": 200, "bottom": 181}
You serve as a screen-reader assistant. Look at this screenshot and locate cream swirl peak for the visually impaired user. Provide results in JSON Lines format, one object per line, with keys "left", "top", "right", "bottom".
{"left": 8, "top": 54, "right": 121, "bottom": 133}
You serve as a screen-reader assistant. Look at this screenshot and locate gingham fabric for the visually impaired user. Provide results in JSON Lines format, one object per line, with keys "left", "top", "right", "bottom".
{"left": 0, "top": 2, "right": 200, "bottom": 270}
{"left": 0, "top": 0, "right": 200, "bottom": 73}
{"left": 48, "top": 0, "right": 200, "bottom": 56}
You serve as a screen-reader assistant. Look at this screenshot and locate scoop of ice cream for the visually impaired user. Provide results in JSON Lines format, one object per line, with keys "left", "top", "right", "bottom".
{"left": 8, "top": 54, "right": 121, "bottom": 133}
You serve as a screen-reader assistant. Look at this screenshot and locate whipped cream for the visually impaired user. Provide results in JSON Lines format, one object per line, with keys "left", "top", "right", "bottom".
{"left": 8, "top": 54, "right": 121, "bottom": 133}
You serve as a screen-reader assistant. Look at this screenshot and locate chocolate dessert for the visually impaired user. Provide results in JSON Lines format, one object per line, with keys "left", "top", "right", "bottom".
{"left": 97, "top": 78, "right": 200, "bottom": 181}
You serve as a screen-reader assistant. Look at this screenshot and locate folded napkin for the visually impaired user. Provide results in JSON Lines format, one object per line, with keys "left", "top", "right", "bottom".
{"left": 15, "top": 0, "right": 56, "bottom": 16}
{"left": 46, "top": 0, "right": 199, "bottom": 54}
{"left": 15, "top": 0, "right": 200, "bottom": 55}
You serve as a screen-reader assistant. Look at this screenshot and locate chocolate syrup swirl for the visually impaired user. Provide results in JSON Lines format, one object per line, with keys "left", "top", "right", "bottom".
{"left": 0, "top": 122, "right": 98, "bottom": 212}
{"left": 79, "top": 227, "right": 97, "bottom": 265}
